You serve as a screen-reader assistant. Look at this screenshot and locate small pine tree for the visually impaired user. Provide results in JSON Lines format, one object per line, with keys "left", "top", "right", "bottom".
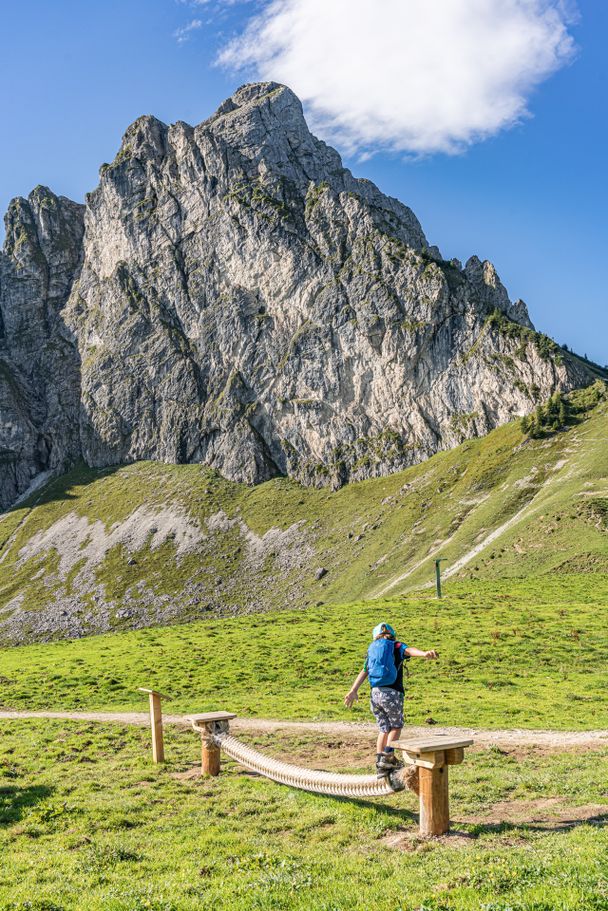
{"left": 547, "top": 392, "right": 562, "bottom": 431}
{"left": 530, "top": 404, "right": 544, "bottom": 438}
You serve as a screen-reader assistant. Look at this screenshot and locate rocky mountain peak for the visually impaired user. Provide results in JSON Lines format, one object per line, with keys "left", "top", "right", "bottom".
{"left": 464, "top": 255, "right": 532, "bottom": 328}
{"left": 115, "top": 114, "right": 169, "bottom": 165}
{"left": 3, "top": 186, "right": 84, "bottom": 268}
{"left": 215, "top": 80, "right": 288, "bottom": 111}
{"left": 201, "top": 82, "right": 340, "bottom": 187}
{"left": 0, "top": 83, "right": 597, "bottom": 510}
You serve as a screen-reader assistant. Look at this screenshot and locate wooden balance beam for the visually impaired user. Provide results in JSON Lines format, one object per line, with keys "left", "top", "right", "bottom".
{"left": 392, "top": 735, "right": 474, "bottom": 836}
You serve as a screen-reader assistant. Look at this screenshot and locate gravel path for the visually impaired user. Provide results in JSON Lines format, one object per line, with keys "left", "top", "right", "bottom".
{"left": 1, "top": 711, "right": 607, "bottom": 749}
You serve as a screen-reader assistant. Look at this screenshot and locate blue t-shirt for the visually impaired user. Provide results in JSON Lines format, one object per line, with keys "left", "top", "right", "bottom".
{"left": 364, "top": 641, "right": 408, "bottom": 693}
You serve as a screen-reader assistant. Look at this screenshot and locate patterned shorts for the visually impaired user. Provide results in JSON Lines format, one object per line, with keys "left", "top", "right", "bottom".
{"left": 370, "top": 687, "right": 404, "bottom": 732}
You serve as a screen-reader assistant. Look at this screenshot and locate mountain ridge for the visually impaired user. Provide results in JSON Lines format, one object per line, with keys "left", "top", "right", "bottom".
{"left": 0, "top": 81, "right": 599, "bottom": 510}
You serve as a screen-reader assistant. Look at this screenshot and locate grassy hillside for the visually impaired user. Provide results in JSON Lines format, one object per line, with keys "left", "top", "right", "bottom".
{"left": 0, "top": 574, "right": 606, "bottom": 729}
{"left": 0, "top": 382, "right": 606, "bottom": 645}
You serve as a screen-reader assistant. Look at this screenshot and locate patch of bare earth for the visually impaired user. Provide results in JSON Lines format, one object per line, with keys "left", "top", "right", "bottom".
{"left": 381, "top": 800, "right": 608, "bottom": 852}
{"left": 381, "top": 831, "right": 474, "bottom": 851}
{"left": 462, "top": 797, "right": 608, "bottom": 830}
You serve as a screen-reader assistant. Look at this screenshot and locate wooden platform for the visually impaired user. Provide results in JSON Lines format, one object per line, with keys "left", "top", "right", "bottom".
{"left": 138, "top": 687, "right": 171, "bottom": 700}
{"left": 187, "top": 712, "right": 237, "bottom": 725}
{"left": 392, "top": 736, "right": 473, "bottom": 770}
{"left": 188, "top": 712, "right": 237, "bottom": 777}
{"left": 392, "top": 736, "right": 473, "bottom": 754}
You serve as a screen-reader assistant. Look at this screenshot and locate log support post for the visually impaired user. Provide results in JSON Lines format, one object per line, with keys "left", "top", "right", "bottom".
{"left": 187, "top": 712, "right": 237, "bottom": 777}
{"left": 418, "top": 760, "right": 449, "bottom": 837}
{"left": 393, "top": 736, "right": 473, "bottom": 837}
{"left": 138, "top": 688, "right": 170, "bottom": 764}
{"left": 200, "top": 725, "right": 223, "bottom": 776}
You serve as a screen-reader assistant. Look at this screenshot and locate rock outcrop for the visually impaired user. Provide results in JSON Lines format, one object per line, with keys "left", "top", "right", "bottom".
{"left": 0, "top": 82, "right": 596, "bottom": 509}
{"left": 0, "top": 187, "right": 84, "bottom": 508}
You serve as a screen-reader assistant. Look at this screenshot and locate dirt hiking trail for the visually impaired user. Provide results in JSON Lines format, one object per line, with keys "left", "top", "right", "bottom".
{"left": 1, "top": 710, "right": 607, "bottom": 750}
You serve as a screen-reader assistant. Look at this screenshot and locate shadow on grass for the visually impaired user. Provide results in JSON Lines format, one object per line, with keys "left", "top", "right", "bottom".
{"left": 0, "top": 463, "right": 125, "bottom": 565}
{"left": 235, "top": 767, "right": 418, "bottom": 823}
{"left": 0, "top": 783, "right": 54, "bottom": 825}
{"left": 454, "top": 812, "right": 608, "bottom": 839}
{"left": 328, "top": 793, "right": 418, "bottom": 823}
{"left": 15, "top": 463, "right": 124, "bottom": 512}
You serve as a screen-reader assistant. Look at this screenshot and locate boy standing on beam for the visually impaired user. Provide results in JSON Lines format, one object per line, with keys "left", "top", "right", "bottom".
{"left": 344, "top": 623, "right": 438, "bottom": 776}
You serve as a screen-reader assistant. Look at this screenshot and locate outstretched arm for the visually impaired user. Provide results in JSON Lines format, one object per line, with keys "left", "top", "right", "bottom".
{"left": 405, "top": 646, "right": 438, "bottom": 659}
{"left": 344, "top": 669, "right": 368, "bottom": 708}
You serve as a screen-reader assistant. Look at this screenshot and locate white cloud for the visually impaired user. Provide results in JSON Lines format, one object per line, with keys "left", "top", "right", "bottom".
{"left": 218, "top": 0, "right": 577, "bottom": 155}
{"left": 174, "top": 18, "right": 203, "bottom": 43}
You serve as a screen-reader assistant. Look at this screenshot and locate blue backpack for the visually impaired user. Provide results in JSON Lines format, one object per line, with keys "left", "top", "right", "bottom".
{"left": 367, "top": 638, "right": 398, "bottom": 687}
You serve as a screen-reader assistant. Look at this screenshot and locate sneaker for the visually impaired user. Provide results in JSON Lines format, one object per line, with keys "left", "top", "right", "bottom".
{"left": 376, "top": 752, "right": 404, "bottom": 775}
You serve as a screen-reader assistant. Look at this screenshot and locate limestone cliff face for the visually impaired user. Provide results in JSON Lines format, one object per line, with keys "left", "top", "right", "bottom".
{"left": 0, "top": 83, "right": 594, "bottom": 508}
{"left": 0, "top": 187, "right": 84, "bottom": 508}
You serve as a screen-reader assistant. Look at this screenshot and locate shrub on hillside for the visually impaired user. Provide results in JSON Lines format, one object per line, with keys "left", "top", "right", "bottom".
{"left": 521, "top": 381, "right": 606, "bottom": 439}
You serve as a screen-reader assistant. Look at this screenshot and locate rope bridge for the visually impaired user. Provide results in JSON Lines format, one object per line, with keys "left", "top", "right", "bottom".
{"left": 186, "top": 712, "right": 473, "bottom": 836}
{"left": 216, "top": 731, "right": 409, "bottom": 797}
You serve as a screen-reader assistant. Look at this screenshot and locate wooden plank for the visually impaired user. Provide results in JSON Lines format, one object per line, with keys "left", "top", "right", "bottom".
{"left": 404, "top": 750, "right": 445, "bottom": 770}
{"left": 445, "top": 747, "right": 465, "bottom": 765}
{"left": 138, "top": 687, "right": 171, "bottom": 700}
{"left": 392, "top": 736, "right": 473, "bottom": 754}
{"left": 419, "top": 764, "right": 450, "bottom": 836}
{"left": 187, "top": 712, "right": 237, "bottom": 724}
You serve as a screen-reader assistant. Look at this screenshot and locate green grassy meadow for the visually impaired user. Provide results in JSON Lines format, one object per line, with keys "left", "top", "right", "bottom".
{"left": 0, "top": 719, "right": 607, "bottom": 911}
{"left": 0, "top": 574, "right": 606, "bottom": 729}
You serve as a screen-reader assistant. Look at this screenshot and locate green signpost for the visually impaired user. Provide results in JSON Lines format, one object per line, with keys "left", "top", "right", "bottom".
{"left": 435, "top": 558, "right": 445, "bottom": 599}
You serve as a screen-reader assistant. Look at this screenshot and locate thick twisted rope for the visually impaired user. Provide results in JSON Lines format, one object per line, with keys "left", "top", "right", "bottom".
{"left": 214, "top": 731, "right": 409, "bottom": 797}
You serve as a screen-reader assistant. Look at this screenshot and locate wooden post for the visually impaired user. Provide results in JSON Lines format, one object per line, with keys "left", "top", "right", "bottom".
{"left": 138, "top": 688, "right": 170, "bottom": 764}
{"left": 201, "top": 739, "right": 221, "bottom": 776}
{"left": 391, "top": 735, "right": 473, "bottom": 837}
{"left": 187, "top": 712, "right": 237, "bottom": 777}
{"left": 419, "top": 762, "right": 450, "bottom": 836}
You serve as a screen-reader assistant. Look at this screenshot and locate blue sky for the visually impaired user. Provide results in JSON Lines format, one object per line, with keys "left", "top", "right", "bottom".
{"left": 0, "top": 0, "right": 605, "bottom": 364}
